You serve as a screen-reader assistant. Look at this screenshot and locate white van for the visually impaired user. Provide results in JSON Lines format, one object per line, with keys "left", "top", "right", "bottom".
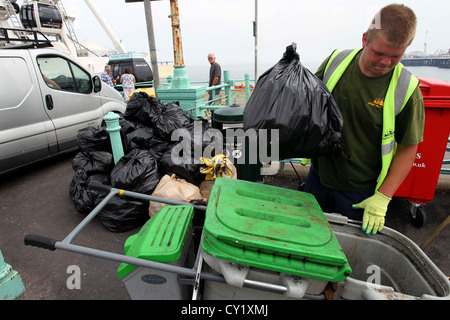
{"left": 0, "top": 43, "right": 126, "bottom": 175}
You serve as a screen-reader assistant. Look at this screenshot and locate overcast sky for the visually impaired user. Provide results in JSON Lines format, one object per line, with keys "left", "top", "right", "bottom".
{"left": 16, "top": 0, "right": 450, "bottom": 68}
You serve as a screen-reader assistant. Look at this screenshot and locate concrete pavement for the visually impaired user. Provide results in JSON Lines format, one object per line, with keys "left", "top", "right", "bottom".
{"left": 0, "top": 151, "right": 448, "bottom": 300}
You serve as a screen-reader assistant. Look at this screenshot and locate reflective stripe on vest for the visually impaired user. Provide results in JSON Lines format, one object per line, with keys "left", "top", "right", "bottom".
{"left": 323, "top": 49, "right": 419, "bottom": 191}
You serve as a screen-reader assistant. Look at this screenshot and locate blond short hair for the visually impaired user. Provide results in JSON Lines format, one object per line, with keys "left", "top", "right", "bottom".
{"left": 366, "top": 4, "right": 417, "bottom": 47}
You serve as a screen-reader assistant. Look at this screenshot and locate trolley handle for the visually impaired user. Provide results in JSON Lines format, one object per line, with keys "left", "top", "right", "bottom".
{"left": 89, "top": 181, "right": 112, "bottom": 193}
{"left": 24, "top": 234, "right": 58, "bottom": 251}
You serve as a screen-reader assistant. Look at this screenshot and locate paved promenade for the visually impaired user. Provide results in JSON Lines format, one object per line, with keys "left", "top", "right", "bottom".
{"left": 0, "top": 151, "right": 448, "bottom": 300}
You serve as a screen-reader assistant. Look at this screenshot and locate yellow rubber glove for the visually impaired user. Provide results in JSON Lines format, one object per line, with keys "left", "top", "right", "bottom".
{"left": 199, "top": 155, "right": 232, "bottom": 180}
{"left": 352, "top": 191, "right": 391, "bottom": 235}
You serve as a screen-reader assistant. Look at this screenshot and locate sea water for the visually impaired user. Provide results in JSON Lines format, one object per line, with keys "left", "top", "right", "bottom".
{"left": 183, "top": 63, "right": 450, "bottom": 83}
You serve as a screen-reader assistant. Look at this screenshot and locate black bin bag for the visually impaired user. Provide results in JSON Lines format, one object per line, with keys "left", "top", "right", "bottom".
{"left": 110, "top": 148, "right": 160, "bottom": 195}
{"left": 77, "top": 126, "right": 112, "bottom": 153}
{"left": 243, "top": 44, "right": 343, "bottom": 159}
{"left": 96, "top": 195, "right": 149, "bottom": 233}
{"left": 124, "top": 92, "right": 163, "bottom": 126}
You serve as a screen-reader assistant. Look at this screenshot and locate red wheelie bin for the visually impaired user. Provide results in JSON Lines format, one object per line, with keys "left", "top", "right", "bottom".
{"left": 394, "top": 77, "right": 450, "bottom": 227}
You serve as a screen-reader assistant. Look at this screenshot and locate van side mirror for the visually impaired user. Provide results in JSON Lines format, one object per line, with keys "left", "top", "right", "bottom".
{"left": 93, "top": 75, "right": 102, "bottom": 93}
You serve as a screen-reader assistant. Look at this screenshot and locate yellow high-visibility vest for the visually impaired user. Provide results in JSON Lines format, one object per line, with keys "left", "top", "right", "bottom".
{"left": 323, "top": 49, "right": 419, "bottom": 191}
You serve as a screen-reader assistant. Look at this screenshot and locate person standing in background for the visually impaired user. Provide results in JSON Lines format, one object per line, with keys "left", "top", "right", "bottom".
{"left": 208, "top": 53, "right": 222, "bottom": 104}
{"left": 101, "top": 65, "right": 115, "bottom": 87}
{"left": 120, "top": 67, "right": 136, "bottom": 102}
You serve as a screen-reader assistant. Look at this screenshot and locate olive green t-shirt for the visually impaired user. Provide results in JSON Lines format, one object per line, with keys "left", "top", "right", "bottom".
{"left": 311, "top": 50, "right": 425, "bottom": 191}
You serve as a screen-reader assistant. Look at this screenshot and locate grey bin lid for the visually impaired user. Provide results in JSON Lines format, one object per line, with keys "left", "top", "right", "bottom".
{"left": 213, "top": 104, "right": 245, "bottom": 123}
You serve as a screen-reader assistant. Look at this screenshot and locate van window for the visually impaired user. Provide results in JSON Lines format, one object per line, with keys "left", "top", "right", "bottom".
{"left": 134, "top": 61, "right": 153, "bottom": 82}
{"left": 108, "top": 58, "right": 153, "bottom": 83}
{"left": 0, "top": 57, "right": 33, "bottom": 110}
{"left": 111, "top": 63, "right": 120, "bottom": 79}
{"left": 37, "top": 56, "right": 92, "bottom": 94}
{"left": 110, "top": 62, "right": 132, "bottom": 80}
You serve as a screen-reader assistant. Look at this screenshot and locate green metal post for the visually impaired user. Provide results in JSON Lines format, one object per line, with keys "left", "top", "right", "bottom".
{"left": 224, "top": 70, "right": 231, "bottom": 106}
{"left": 0, "top": 250, "right": 25, "bottom": 300}
{"left": 172, "top": 65, "right": 191, "bottom": 89}
{"left": 161, "top": 75, "right": 173, "bottom": 89}
{"left": 157, "top": 65, "right": 207, "bottom": 118}
{"left": 245, "top": 74, "right": 251, "bottom": 102}
{"left": 104, "top": 112, "right": 124, "bottom": 164}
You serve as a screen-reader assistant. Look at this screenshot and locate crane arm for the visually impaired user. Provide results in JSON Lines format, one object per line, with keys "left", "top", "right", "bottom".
{"left": 83, "top": 0, "right": 127, "bottom": 53}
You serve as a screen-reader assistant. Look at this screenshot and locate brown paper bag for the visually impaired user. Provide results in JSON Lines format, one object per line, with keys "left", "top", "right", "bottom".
{"left": 149, "top": 174, "right": 204, "bottom": 217}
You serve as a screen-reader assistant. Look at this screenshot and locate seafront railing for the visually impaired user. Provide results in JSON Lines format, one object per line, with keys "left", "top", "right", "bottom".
{"left": 115, "top": 70, "right": 254, "bottom": 112}
{"left": 193, "top": 71, "right": 254, "bottom": 107}
{"left": 159, "top": 70, "right": 254, "bottom": 109}
{"left": 114, "top": 81, "right": 154, "bottom": 96}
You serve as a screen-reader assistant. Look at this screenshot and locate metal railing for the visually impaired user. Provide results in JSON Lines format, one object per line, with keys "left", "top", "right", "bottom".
{"left": 114, "top": 81, "right": 155, "bottom": 100}
{"left": 154, "top": 70, "right": 255, "bottom": 117}
{"left": 192, "top": 71, "right": 254, "bottom": 108}
{"left": 121, "top": 70, "right": 255, "bottom": 116}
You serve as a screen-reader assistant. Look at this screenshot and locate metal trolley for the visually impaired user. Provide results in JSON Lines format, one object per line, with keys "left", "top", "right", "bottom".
{"left": 24, "top": 179, "right": 450, "bottom": 300}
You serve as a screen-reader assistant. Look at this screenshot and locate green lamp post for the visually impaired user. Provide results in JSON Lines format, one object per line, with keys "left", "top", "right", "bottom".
{"left": 0, "top": 250, "right": 25, "bottom": 300}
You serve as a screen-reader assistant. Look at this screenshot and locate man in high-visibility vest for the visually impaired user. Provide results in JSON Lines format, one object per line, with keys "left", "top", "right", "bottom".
{"left": 304, "top": 4, "right": 425, "bottom": 235}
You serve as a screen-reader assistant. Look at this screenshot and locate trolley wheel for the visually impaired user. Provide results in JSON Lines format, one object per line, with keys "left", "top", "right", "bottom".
{"left": 409, "top": 203, "right": 426, "bottom": 228}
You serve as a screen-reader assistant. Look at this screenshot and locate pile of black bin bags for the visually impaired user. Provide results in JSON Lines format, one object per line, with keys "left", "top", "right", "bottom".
{"left": 69, "top": 92, "right": 213, "bottom": 232}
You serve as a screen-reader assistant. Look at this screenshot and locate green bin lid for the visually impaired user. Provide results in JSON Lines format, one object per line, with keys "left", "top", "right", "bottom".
{"left": 202, "top": 178, "right": 352, "bottom": 282}
{"left": 117, "top": 205, "right": 194, "bottom": 279}
{"left": 213, "top": 104, "right": 245, "bottom": 123}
